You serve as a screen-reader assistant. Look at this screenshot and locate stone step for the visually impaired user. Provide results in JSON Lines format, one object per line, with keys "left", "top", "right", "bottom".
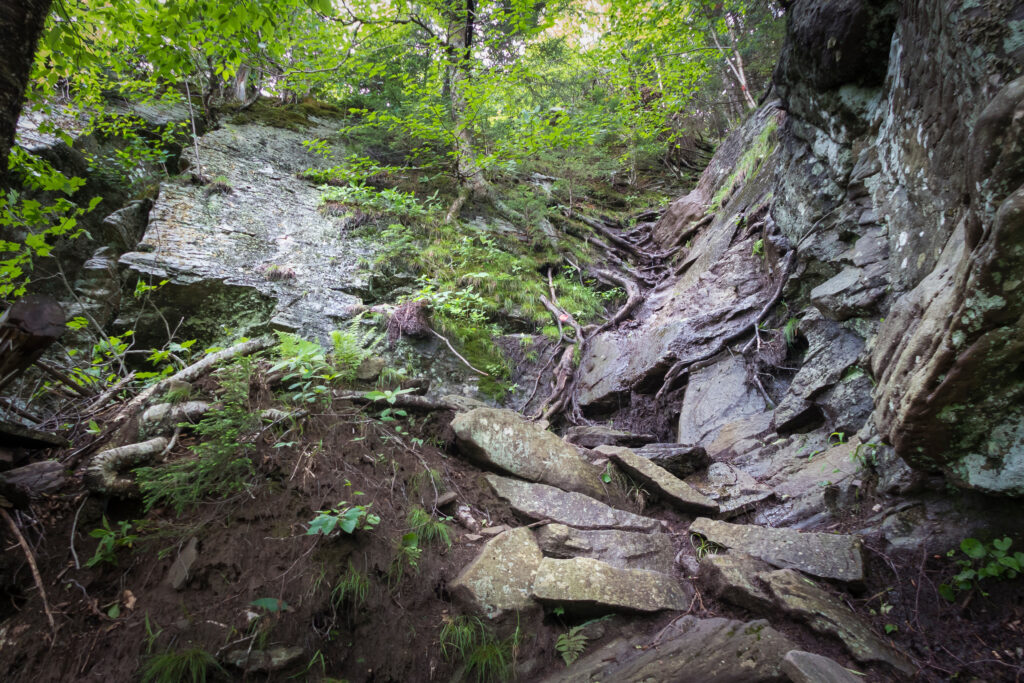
{"left": 536, "top": 524, "right": 676, "bottom": 574}
{"left": 542, "top": 616, "right": 796, "bottom": 683}
{"left": 783, "top": 650, "right": 864, "bottom": 683}
{"left": 563, "top": 425, "right": 658, "bottom": 449}
{"left": 633, "top": 442, "right": 710, "bottom": 478}
{"left": 685, "top": 462, "right": 773, "bottom": 518}
{"left": 486, "top": 474, "right": 661, "bottom": 532}
{"left": 596, "top": 445, "right": 719, "bottom": 514}
{"left": 450, "top": 527, "right": 542, "bottom": 619}
{"left": 690, "top": 517, "right": 864, "bottom": 582}
{"left": 531, "top": 557, "right": 690, "bottom": 614}
{"left": 453, "top": 407, "right": 604, "bottom": 497}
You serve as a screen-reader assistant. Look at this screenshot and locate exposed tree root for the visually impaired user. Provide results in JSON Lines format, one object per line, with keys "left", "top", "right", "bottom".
{"left": 654, "top": 250, "right": 795, "bottom": 400}
{"left": 84, "top": 436, "right": 170, "bottom": 496}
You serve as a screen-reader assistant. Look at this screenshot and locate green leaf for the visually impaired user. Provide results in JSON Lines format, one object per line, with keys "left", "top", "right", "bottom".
{"left": 938, "top": 584, "right": 955, "bottom": 602}
{"left": 960, "top": 538, "right": 985, "bottom": 559}
{"left": 107, "top": 603, "right": 121, "bottom": 619}
{"left": 993, "top": 537, "right": 1012, "bottom": 552}
{"left": 306, "top": 513, "right": 339, "bottom": 536}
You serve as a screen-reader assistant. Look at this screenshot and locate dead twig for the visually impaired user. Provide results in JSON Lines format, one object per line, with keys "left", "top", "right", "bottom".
{"left": 2, "top": 507, "right": 56, "bottom": 636}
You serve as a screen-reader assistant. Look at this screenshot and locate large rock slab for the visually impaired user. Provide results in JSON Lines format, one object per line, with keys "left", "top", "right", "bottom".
{"left": 689, "top": 518, "right": 864, "bottom": 582}
{"left": 535, "top": 524, "right": 675, "bottom": 574}
{"left": 545, "top": 616, "right": 796, "bottom": 683}
{"left": 686, "top": 462, "right": 773, "bottom": 518}
{"left": 454, "top": 408, "right": 604, "bottom": 496}
{"left": 597, "top": 445, "right": 718, "bottom": 514}
{"left": 531, "top": 557, "right": 689, "bottom": 614}
{"left": 485, "top": 475, "right": 660, "bottom": 532}
{"left": 763, "top": 569, "right": 915, "bottom": 675}
{"left": 633, "top": 442, "right": 711, "bottom": 478}
{"left": 698, "top": 552, "right": 774, "bottom": 613}
{"left": 677, "top": 354, "right": 769, "bottom": 445}
{"left": 449, "top": 527, "right": 542, "bottom": 619}
{"left": 782, "top": 650, "right": 862, "bottom": 683}
{"left": 120, "top": 119, "right": 375, "bottom": 341}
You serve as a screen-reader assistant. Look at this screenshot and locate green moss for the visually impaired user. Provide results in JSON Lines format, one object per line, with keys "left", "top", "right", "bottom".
{"left": 227, "top": 98, "right": 316, "bottom": 131}
{"left": 710, "top": 117, "right": 779, "bottom": 212}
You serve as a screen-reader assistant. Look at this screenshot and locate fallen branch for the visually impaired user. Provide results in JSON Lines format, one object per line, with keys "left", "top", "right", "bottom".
{"left": 429, "top": 328, "right": 490, "bottom": 376}
{"left": 108, "top": 337, "right": 274, "bottom": 429}
{"left": 84, "top": 436, "right": 170, "bottom": 496}
{"left": 2, "top": 508, "right": 56, "bottom": 636}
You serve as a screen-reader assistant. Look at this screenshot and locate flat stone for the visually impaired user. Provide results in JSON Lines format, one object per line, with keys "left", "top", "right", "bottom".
{"left": 782, "top": 650, "right": 862, "bottom": 683}
{"left": 698, "top": 552, "right": 775, "bottom": 613}
{"left": 763, "top": 569, "right": 915, "bottom": 675}
{"left": 597, "top": 446, "right": 719, "bottom": 514}
{"left": 454, "top": 408, "right": 604, "bottom": 496}
{"left": 545, "top": 616, "right": 796, "bottom": 683}
{"left": 486, "top": 475, "right": 660, "bottom": 532}
{"left": 536, "top": 524, "right": 676, "bottom": 574}
{"left": 355, "top": 355, "right": 385, "bottom": 381}
{"left": 686, "top": 463, "right": 773, "bottom": 518}
{"left": 689, "top": 518, "right": 864, "bottom": 582}
{"left": 464, "top": 534, "right": 483, "bottom": 542}
{"left": 480, "top": 524, "right": 511, "bottom": 537}
{"left": 563, "top": 426, "right": 658, "bottom": 450}
{"left": 165, "top": 536, "right": 199, "bottom": 590}
{"left": 531, "top": 557, "right": 690, "bottom": 614}
{"left": 633, "top": 442, "right": 710, "bottom": 478}
{"left": 435, "top": 491, "right": 458, "bottom": 508}
{"left": 706, "top": 412, "right": 774, "bottom": 461}
{"left": 449, "top": 527, "right": 542, "bottom": 619}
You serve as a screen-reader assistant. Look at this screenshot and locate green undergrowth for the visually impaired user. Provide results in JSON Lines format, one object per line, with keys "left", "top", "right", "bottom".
{"left": 710, "top": 116, "right": 778, "bottom": 212}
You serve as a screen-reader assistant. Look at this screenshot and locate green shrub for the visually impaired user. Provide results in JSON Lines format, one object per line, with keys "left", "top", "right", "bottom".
{"left": 939, "top": 537, "right": 1024, "bottom": 600}
{"left": 136, "top": 360, "right": 258, "bottom": 514}
{"left": 141, "top": 647, "right": 225, "bottom": 683}
{"left": 406, "top": 506, "right": 452, "bottom": 549}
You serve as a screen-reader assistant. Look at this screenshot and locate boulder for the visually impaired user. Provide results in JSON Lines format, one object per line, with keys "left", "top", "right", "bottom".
{"left": 485, "top": 475, "right": 660, "bottom": 532}
{"left": 450, "top": 527, "right": 543, "bottom": 619}
{"left": 633, "top": 443, "right": 710, "bottom": 478}
{"left": 678, "top": 354, "right": 769, "bottom": 445}
{"left": 782, "top": 650, "right": 862, "bottom": 683}
{"left": 545, "top": 616, "right": 796, "bottom": 683}
{"left": 763, "top": 569, "right": 915, "bottom": 675}
{"left": 563, "top": 425, "right": 657, "bottom": 450}
{"left": 535, "top": 524, "right": 676, "bottom": 574}
{"left": 454, "top": 408, "right": 604, "bottom": 496}
{"left": 689, "top": 518, "right": 864, "bottom": 582}
{"left": 698, "top": 552, "right": 774, "bottom": 613}
{"left": 531, "top": 557, "right": 690, "bottom": 614}
{"left": 596, "top": 445, "right": 718, "bottom": 514}
{"left": 686, "top": 463, "right": 773, "bottom": 518}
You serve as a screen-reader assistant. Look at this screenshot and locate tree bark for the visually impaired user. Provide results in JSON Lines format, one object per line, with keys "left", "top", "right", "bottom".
{"left": 0, "top": 0, "right": 52, "bottom": 188}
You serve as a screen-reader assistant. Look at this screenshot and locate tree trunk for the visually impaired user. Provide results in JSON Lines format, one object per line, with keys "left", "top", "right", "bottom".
{"left": 0, "top": 0, "right": 52, "bottom": 188}
{"left": 446, "top": 0, "right": 487, "bottom": 198}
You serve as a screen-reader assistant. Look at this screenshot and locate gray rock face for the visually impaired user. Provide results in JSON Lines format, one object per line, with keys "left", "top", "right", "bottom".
{"left": 677, "top": 354, "right": 769, "bottom": 445}
{"left": 450, "top": 527, "right": 543, "bottom": 619}
{"left": 689, "top": 518, "right": 864, "bottom": 582}
{"left": 772, "top": 310, "right": 865, "bottom": 433}
{"left": 597, "top": 445, "right": 718, "bottom": 514}
{"left": 545, "top": 616, "right": 796, "bottom": 683}
{"left": 531, "top": 557, "right": 690, "bottom": 614}
{"left": 563, "top": 425, "right": 657, "bottom": 450}
{"left": 698, "top": 552, "right": 775, "bottom": 613}
{"left": 633, "top": 443, "right": 710, "bottom": 478}
{"left": 454, "top": 408, "right": 604, "bottom": 497}
{"left": 120, "top": 118, "right": 376, "bottom": 342}
{"left": 485, "top": 475, "right": 660, "bottom": 532}
{"left": 763, "top": 569, "right": 915, "bottom": 675}
{"left": 782, "top": 651, "right": 862, "bottom": 683}
{"left": 535, "top": 524, "right": 676, "bottom": 574}
{"left": 686, "top": 463, "right": 773, "bottom": 519}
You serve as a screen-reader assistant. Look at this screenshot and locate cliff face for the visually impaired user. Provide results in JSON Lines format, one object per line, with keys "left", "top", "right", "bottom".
{"left": 585, "top": 0, "right": 1024, "bottom": 497}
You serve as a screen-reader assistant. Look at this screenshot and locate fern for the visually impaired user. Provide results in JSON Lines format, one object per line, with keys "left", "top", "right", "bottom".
{"left": 330, "top": 314, "right": 384, "bottom": 382}
{"left": 556, "top": 626, "right": 588, "bottom": 665}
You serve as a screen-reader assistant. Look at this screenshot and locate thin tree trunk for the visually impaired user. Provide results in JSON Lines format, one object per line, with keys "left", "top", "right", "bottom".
{"left": 446, "top": 0, "right": 487, "bottom": 198}
{"left": 710, "top": 30, "right": 756, "bottom": 110}
{"left": 0, "top": 0, "right": 53, "bottom": 187}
